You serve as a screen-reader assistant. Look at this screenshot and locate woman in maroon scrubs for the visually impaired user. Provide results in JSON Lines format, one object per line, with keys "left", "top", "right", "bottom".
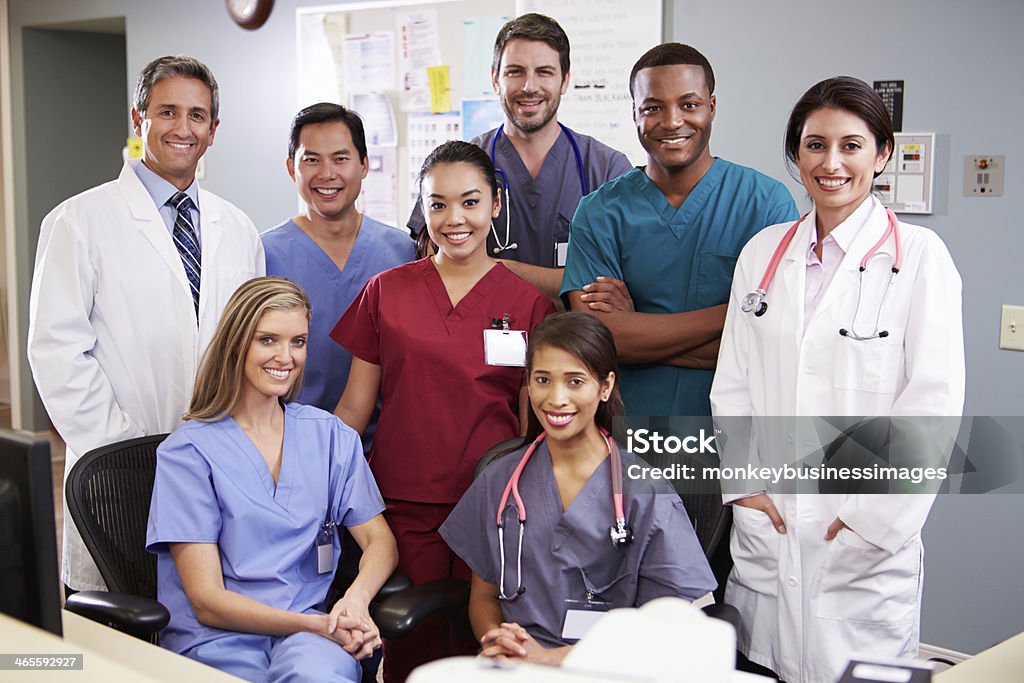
{"left": 332, "top": 140, "right": 554, "bottom": 682}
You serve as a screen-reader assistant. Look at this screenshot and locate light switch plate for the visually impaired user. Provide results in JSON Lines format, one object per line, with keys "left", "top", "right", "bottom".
{"left": 1000, "top": 305, "right": 1024, "bottom": 351}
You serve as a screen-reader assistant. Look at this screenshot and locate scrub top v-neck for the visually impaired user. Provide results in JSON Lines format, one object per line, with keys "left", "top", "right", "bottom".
{"left": 332, "top": 258, "right": 554, "bottom": 502}
{"left": 263, "top": 217, "right": 414, "bottom": 413}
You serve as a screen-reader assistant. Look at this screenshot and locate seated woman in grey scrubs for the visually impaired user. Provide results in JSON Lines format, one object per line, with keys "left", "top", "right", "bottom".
{"left": 441, "top": 312, "right": 716, "bottom": 665}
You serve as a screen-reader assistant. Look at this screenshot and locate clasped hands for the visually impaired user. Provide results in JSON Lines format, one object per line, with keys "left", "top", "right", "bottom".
{"left": 321, "top": 595, "right": 380, "bottom": 660}
{"left": 479, "top": 622, "right": 570, "bottom": 666}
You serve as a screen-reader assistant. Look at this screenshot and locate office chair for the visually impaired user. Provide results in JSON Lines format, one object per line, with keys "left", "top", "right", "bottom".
{"left": 64, "top": 434, "right": 171, "bottom": 640}
{"left": 64, "top": 433, "right": 457, "bottom": 647}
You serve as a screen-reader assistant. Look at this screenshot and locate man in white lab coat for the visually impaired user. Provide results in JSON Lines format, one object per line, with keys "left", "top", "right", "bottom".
{"left": 28, "top": 55, "right": 265, "bottom": 594}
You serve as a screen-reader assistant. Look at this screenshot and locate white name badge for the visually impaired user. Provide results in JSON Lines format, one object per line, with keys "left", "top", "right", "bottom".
{"left": 555, "top": 241, "right": 569, "bottom": 267}
{"left": 316, "top": 523, "right": 334, "bottom": 574}
{"left": 561, "top": 598, "right": 611, "bottom": 640}
{"left": 483, "top": 329, "right": 527, "bottom": 367}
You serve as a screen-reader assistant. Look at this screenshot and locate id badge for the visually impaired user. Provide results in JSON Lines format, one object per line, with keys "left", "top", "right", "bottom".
{"left": 561, "top": 597, "right": 611, "bottom": 640}
{"left": 555, "top": 241, "right": 569, "bottom": 267}
{"left": 316, "top": 521, "right": 335, "bottom": 574}
{"left": 483, "top": 329, "right": 527, "bottom": 367}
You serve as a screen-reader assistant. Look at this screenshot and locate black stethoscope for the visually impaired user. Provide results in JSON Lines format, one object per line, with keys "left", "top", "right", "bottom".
{"left": 495, "top": 429, "right": 632, "bottom": 602}
{"left": 488, "top": 123, "right": 588, "bottom": 255}
{"left": 740, "top": 208, "right": 903, "bottom": 340}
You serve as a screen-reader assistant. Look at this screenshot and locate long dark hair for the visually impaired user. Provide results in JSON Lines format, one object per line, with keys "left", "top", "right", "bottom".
{"left": 523, "top": 312, "right": 624, "bottom": 441}
{"left": 784, "top": 76, "right": 894, "bottom": 179}
{"left": 417, "top": 140, "right": 498, "bottom": 200}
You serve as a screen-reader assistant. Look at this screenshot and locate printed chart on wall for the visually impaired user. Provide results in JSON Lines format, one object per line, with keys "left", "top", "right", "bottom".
{"left": 517, "top": 0, "right": 662, "bottom": 166}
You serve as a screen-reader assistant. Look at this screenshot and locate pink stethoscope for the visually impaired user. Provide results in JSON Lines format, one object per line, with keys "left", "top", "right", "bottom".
{"left": 495, "top": 429, "right": 632, "bottom": 602}
{"left": 740, "top": 208, "right": 903, "bottom": 341}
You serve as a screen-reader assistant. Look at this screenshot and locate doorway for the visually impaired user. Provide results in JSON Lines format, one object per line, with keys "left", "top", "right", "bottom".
{"left": 11, "top": 18, "right": 127, "bottom": 431}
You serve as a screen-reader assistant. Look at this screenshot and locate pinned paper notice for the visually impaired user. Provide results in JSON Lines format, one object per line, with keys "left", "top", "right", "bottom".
{"left": 427, "top": 65, "right": 451, "bottom": 113}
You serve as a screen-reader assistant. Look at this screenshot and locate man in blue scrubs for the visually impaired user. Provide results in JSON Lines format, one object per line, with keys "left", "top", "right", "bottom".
{"left": 562, "top": 44, "right": 798, "bottom": 418}
{"left": 407, "top": 13, "right": 632, "bottom": 299}
{"left": 263, "top": 104, "right": 414, "bottom": 430}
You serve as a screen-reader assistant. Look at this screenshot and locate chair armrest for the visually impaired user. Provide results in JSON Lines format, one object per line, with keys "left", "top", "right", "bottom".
{"left": 372, "top": 579, "right": 470, "bottom": 640}
{"left": 376, "top": 570, "right": 414, "bottom": 598}
{"left": 326, "top": 569, "right": 415, "bottom": 612}
{"left": 65, "top": 591, "right": 170, "bottom": 638}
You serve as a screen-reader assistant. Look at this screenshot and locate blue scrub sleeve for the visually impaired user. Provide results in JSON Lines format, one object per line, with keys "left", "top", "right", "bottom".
{"left": 635, "top": 498, "right": 717, "bottom": 604}
{"left": 560, "top": 195, "right": 625, "bottom": 299}
{"left": 329, "top": 418, "right": 386, "bottom": 528}
{"left": 331, "top": 277, "right": 382, "bottom": 365}
{"left": 439, "top": 472, "right": 499, "bottom": 585}
{"left": 767, "top": 184, "right": 800, "bottom": 225}
{"left": 146, "top": 430, "right": 222, "bottom": 550}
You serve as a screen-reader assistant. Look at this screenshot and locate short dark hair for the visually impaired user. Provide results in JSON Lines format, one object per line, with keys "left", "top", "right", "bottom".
{"left": 134, "top": 55, "right": 219, "bottom": 122}
{"left": 417, "top": 140, "right": 498, "bottom": 200}
{"left": 524, "top": 312, "right": 624, "bottom": 441}
{"left": 784, "top": 76, "right": 894, "bottom": 178}
{"left": 629, "top": 43, "right": 715, "bottom": 99}
{"left": 492, "top": 13, "right": 570, "bottom": 78}
{"left": 288, "top": 102, "right": 368, "bottom": 163}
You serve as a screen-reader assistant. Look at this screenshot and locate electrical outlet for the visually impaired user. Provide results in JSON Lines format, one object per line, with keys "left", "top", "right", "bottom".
{"left": 1000, "top": 305, "right": 1024, "bottom": 351}
{"left": 964, "top": 155, "right": 1005, "bottom": 196}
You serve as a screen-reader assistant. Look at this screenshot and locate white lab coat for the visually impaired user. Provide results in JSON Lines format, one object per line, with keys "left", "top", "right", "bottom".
{"left": 28, "top": 161, "right": 265, "bottom": 591}
{"left": 710, "top": 196, "right": 964, "bottom": 683}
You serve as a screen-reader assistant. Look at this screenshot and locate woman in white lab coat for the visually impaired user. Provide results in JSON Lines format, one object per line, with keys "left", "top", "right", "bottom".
{"left": 710, "top": 77, "right": 965, "bottom": 683}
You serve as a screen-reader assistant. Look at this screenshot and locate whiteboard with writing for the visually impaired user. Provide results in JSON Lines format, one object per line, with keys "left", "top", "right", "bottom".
{"left": 517, "top": 0, "right": 662, "bottom": 165}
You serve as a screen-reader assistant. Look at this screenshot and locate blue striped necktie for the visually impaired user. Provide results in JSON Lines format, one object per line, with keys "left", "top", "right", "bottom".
{"left": 168, "top": 191, "right": 201, "bottom": 318}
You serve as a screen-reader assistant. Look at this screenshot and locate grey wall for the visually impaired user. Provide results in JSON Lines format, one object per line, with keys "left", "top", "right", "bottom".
{"left": 20, "top": 28, "right": 127, "bottom": 428}
{"left": 6, "top": 0, "right": 1023, "bottom": 655}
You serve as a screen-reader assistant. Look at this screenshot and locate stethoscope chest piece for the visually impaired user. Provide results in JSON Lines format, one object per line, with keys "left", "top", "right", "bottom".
{"left": 609, "top": 520, "right": 634, "bottom": 548}
{"left": 741, "top": 289, "right": 768, "bottom": 317}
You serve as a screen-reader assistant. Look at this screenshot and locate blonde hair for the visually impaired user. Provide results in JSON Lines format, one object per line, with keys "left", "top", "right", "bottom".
{"left": 186, "top": 277, "right": 312, "bottom": 422}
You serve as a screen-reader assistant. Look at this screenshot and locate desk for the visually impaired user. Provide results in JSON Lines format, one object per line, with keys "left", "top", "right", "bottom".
{"left": 935, "top": 631, "right": 1024, "bottom": 682}
{"left": 408, "top": 656, "right": 770, "bottom": 682}
{"left": 0, "top": 610, "right": 242, "bottom": 681}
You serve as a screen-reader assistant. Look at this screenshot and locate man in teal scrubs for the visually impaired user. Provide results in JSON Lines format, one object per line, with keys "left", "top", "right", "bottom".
{"left": 562, "top": 44, "right": 797, "bottom": 417}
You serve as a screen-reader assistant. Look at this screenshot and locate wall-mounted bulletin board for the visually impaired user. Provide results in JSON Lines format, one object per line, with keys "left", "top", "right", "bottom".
{"left": 297, "top": 0, "right": 662, "bottom": 228}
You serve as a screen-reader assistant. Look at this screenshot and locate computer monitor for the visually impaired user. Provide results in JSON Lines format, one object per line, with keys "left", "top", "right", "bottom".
{"left": 0, "top": 429, "right": 62, "bottom": 636}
